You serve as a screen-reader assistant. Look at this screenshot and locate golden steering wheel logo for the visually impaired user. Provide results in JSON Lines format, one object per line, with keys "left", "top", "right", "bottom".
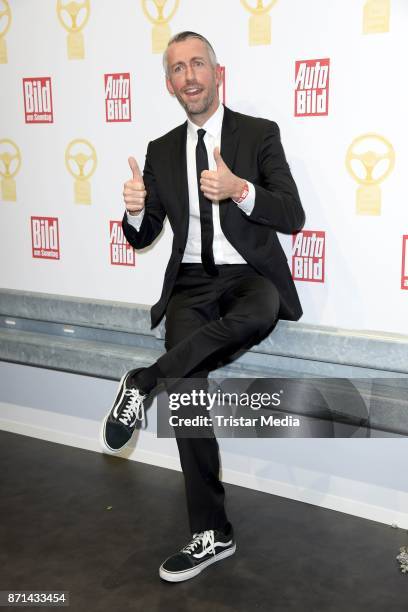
{"left": 240, "top": 0, "right": 278, "bottom": 46}
{"left": 141, "top": 0, "right": 180, "bottom": 54}
{"left": 65, "top": 139, "right": 97, "bottom": 204}
{"left": 0, "top": 0, "right": 12, "bottom": 64}
{"left": 363, "top": 0, "right": 390, "bottom": 34}
{"left": 56, "top": 0, "right": 91, "bottom": 60}
{"left": 345, "top": 133, "right": 395, "bottom": 216}
{"left": 0, "top": 139, "right": 21, "bottom": 202}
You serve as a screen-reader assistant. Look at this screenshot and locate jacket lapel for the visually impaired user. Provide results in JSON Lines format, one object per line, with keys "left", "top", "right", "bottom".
{"left": 219, "top": 106, "right": 239, "bottom": 224}
{"left": 171, "top": 121, "right": 189, "bottom": 243}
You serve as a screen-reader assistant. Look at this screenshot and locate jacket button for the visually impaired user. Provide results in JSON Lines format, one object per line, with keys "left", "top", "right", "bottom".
{"left": 178, "top": 248, "right": 183, "bottom": 254}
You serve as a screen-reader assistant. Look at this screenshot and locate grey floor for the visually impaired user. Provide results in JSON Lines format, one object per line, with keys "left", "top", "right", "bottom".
{"left": 1, "top": 430, "right": 407, "bottom": 612}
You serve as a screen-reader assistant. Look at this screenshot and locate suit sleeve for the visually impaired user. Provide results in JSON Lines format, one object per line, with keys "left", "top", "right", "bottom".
{"left": 126, "top": 208, "right": 145, "bottom": 230}
{"left": 248, "top": 122, "right": 305, "bottom": 234}
{"left": 122, "top": 142, "right": 167, "bottom": 249}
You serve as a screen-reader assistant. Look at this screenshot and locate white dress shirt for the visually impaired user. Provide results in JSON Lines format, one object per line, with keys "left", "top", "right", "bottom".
{"left": 126, "top": 103, "right": 255, "bottom": 264}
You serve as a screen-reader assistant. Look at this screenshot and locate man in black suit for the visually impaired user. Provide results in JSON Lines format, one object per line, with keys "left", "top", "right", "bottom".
{"left": 101, "top": 31, "right": 305, "bottom": 582}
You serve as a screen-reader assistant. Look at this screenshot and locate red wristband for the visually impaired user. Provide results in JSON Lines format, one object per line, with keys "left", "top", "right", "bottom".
{"left": 235, "top": 181, "right": 249, "bottom": 204}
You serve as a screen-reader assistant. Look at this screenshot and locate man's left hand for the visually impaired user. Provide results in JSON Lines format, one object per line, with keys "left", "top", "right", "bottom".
{"left": 200, "top": 147, "right": 247, "bottom": 202}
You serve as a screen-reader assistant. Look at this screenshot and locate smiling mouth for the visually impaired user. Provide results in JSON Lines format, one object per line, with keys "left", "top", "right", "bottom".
{"left": 184, "top": 87, "right": 203, "bottom": 97}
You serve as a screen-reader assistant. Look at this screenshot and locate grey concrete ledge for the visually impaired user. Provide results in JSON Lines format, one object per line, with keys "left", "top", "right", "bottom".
{"left": 0, "top": 288, "right": 155, "bottom": 337}
{"left": 1, "top": 289, "right": 408, "bottom": 436}
{"left": 0, "top": 288, "right": 407, "bottom": 375}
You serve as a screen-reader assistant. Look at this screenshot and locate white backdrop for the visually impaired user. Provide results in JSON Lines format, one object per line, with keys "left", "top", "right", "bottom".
{"left": 0, "top": 0, "right": 407, "bottom": 334}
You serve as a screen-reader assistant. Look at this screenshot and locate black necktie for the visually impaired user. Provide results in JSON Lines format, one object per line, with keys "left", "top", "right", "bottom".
{"left": 196, "top": 128, "right": 218, "bottom": 276}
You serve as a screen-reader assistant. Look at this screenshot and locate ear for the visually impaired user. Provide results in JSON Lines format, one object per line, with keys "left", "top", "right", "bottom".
{"left": 215, "top": 63, "right": 223, "bottom": 88}
{"left": 166, "top": 77, "right": 175, "bottom": 97}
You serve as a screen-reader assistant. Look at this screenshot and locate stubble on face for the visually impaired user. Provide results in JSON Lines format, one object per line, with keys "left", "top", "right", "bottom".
{"left": 172, "top": 84, "right": 216, "bottom": 117}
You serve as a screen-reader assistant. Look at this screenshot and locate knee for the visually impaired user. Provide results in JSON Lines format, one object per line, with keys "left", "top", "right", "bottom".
{"left": 249, "top": 311, "right": 278, "bottom": 338}
{"left": 229, "top": 308, "right": 277, "bottom": 342}
{"left": 244, "top": 289, "right": 279, "bottom": 339}
{"left": 252, "top": 285, "right": 280, "bottom": 330}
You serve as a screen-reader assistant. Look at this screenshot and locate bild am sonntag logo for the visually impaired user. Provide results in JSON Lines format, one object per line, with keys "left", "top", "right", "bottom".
{"left": 31, "top": 216, "right": 60, "bottom": 260}
{"left": 23, "top": 77, "right": 53, "bottom": 123}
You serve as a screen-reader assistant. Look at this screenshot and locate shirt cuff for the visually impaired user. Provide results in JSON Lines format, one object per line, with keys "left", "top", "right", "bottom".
{"left": 233, "top": 182, "right": 255, "bottom": 216}
{"left": 126, "top": 208, "right": 145, "bottom": 231}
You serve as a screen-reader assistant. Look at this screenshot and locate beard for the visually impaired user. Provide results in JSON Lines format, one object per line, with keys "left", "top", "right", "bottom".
{"left": 174, "top": 82, "right": 217, "bottom": 116}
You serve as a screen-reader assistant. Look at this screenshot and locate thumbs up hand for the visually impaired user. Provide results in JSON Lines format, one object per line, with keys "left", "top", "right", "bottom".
{"left": 213, "top": 147, "right": 227, "bottom": 171}
{"left": 200, "top": 147, "right": 247, "bottom": 202}
{"left": 123, "top": 156, "right": 147, "bottom": 216}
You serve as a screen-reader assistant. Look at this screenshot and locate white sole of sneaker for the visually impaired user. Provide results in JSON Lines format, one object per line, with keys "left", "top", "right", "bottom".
{"left": 99, "top": 413, "right": 126, "bottom": 455}
{"left": 159, "top": 543, "right": 236, "bottom": 583}
{"left": 99, "top": 371, "right": 131, "bottom": 454}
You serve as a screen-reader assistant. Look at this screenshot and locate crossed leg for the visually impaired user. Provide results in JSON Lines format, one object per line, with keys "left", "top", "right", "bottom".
{"left": 161, "top": 265, "right": 280, "bottom": 534}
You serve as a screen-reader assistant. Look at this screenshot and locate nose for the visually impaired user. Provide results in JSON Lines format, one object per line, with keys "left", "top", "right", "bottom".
{"left": 185, "top": 63, "right": 196, "bottom": 82}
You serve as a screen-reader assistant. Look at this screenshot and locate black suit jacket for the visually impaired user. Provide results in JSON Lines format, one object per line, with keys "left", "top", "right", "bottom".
{"left": 122, "top": 105, "right": 306, "bottom": 329}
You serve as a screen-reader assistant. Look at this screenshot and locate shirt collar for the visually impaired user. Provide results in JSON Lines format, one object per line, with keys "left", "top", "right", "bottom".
{"left": 187, "top": 103, "right": 224, "bottom": 140}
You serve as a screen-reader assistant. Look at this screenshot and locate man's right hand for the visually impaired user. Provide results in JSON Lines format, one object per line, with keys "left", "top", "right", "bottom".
{"left": 123, "top": 157, "right": 146, "bottom": 216}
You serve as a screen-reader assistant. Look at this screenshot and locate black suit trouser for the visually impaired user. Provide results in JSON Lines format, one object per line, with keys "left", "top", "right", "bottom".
{"left": 157, "top": 263, "right": 280, "bottom": 535}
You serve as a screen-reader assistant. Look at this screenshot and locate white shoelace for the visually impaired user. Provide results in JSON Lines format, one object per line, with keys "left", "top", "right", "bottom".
{"left": 118, "top": 389, "right": 146, "bottom": 425}
{"left": 181, "top": 530, "right": 216, "bottom": 556}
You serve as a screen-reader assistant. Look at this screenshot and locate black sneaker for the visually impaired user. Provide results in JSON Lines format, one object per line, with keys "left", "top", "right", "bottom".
{"left": 159, "top": 527, "right": 236, "bottom": 582}
{"left": 100, "top": 368, "right": 146, "bottom": 453}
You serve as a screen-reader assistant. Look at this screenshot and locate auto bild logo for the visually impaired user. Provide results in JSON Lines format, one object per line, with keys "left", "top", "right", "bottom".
{"left": 31, "top": 216, "right": 60, "bottom": 260}
{"left": 292, "top": 230, "right": 325, "bottom": 282}
{"left": 105, "top": 73, "right": 131, "bottom": 122}
{"left": 295, "top": 58, "right": 330, "bottom": 117}
{"left": 402, "top": 235, "right": 408, "bottom": 290}
{"left": 23, "top": 77, "right": 53, "bottom": 123}
{"left": 110, "top": 221, "right": 135, "bottom": 266}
